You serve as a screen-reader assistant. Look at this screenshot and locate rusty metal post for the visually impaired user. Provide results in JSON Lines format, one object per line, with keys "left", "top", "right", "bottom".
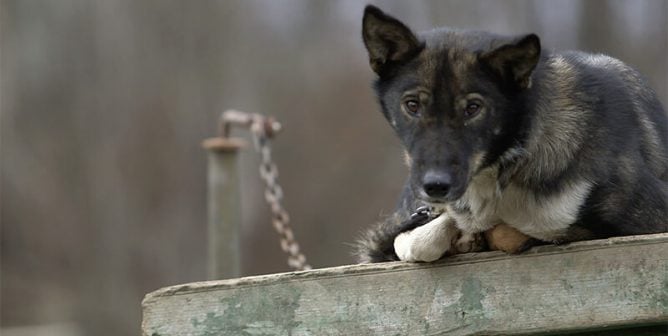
{"left": 202, "top": 135, "right": 245, "bottom": 280}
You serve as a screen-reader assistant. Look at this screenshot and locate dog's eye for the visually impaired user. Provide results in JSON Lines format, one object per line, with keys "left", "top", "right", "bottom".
{"left": 464, "top": 102, "right": 481, "bottom": 118}
{"left": 404, "top": 100, "right": 420, "bottom": 116}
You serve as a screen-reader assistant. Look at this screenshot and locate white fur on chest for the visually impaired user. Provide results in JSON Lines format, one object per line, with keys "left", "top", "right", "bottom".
{"left": 450, "top": 167, "right": 593, "bottom": 242}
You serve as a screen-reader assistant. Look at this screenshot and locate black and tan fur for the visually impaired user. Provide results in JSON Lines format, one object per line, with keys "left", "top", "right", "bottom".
{"left": 356, "top": 5, "right": 668, "bottom": 263}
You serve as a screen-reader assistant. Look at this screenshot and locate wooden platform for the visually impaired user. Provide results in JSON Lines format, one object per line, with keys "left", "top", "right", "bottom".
{"left": 142, "top": 233, "right": 668, "bottom": 335}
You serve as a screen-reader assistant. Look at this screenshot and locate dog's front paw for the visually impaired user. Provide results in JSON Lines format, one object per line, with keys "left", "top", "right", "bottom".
{"left": 393, "top": 213, "right": 456, "bottom": 262}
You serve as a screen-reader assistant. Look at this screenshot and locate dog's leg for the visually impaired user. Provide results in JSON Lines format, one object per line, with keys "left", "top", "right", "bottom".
{"left": 484, "top": 223, "right": 539, "bottom": 254}
{"left": 394, "top": 213, "right": 459, "bottom": 262}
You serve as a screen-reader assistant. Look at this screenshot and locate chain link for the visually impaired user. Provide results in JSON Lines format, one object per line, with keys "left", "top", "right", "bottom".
{"left": 221, "top": 110, "right": 311, "bottom": 271}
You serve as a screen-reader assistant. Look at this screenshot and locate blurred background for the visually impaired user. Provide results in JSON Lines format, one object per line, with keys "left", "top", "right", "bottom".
{"left": 1, "top": 0, "right": 666, "bottom": 335}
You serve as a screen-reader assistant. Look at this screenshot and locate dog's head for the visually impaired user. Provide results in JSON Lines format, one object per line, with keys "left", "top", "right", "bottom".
{"left": 362, "top": 5, "right": 540, "bottom": 203}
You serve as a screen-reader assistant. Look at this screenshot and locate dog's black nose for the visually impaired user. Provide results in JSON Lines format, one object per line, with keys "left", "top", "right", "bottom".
{"left": 422, "top": 170, "right": 453, "bottom": 198}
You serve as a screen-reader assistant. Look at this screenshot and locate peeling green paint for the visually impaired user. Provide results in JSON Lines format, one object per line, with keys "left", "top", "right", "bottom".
{"left": 191, "top": 285, "right": 302, "bottom": 336}
{"left": 460, "top": 278, "right": 484, "bottom": 312}
{"left": 456, "top": 277, "right": 489, "bottom": 328}
{"left": 560, "top": 279, "right": 574, "bottom": 291}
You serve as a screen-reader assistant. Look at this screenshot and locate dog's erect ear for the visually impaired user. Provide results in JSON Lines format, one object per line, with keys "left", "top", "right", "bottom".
{"left": 480, "top": 34, "right": 541, "bottom": 89}
{"left": 362, "top": 5, "right": 422, "bottom": 74}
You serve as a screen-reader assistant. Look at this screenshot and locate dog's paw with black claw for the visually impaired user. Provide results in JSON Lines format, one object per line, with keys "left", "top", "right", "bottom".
{"left": 396, "top": 206, "right": 438, "bottom": 233}
{"left": 394, "top": 208, "right": 459, "bottom": 262}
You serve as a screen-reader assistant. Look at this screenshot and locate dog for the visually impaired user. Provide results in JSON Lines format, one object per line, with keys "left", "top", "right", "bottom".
{"left": 355, "top": 5, "right": 668, "bottom": 263}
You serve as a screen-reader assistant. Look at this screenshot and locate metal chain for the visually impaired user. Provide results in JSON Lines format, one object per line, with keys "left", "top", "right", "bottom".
{"left": 221, "top": 110, "right": 311, "bottom": 271}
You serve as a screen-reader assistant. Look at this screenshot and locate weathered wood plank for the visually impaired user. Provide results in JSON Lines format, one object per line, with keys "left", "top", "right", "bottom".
{"left": 573, "top": 325, "right": 667, "bottom": 335}
{"left": 142, "top": 234, "right": 668, "bottom": 336}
